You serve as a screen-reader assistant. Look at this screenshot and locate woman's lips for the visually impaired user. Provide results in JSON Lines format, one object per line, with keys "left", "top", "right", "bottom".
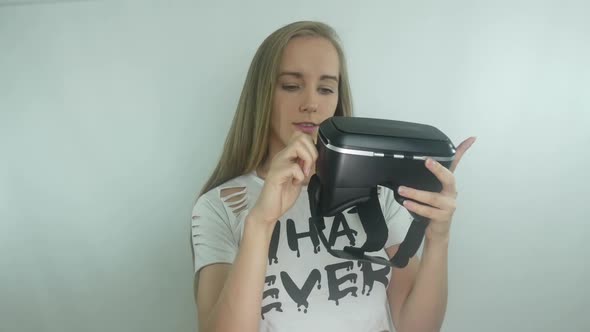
{"left": 293, "top": 123, "right": 318, "bottom": 134}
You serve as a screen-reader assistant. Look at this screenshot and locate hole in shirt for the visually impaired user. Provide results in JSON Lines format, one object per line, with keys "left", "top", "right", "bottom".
{"left": 191, "top": 216, "right": 200, "bottom": 240}
{"left": 220, "top": 186, "right": 248, "bottom": 217}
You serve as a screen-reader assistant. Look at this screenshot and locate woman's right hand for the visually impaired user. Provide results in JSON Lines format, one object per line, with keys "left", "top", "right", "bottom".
{"left": 249, "top": 131, "right": 318, "bottom": 227}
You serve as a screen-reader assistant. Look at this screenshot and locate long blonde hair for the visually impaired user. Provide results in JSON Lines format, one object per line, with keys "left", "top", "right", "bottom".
{"left": 199, "top": 21, "right": 354, "bottom": 197}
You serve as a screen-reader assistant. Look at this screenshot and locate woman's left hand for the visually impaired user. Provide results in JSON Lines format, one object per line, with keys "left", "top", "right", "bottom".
{"left": 397, "top": 136, "right": 477, "bottom": 242}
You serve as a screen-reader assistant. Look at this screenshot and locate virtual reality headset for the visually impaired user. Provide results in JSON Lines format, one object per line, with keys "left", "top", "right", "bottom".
{"left": 308, "top": 116, "right": 456, "bottom": 268}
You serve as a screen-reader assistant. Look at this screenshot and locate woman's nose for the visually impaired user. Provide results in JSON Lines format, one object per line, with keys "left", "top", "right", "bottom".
{"left": 299, "top": 103, "right": 318, "bottom": 113}
{"left": 299, "top": 89, "right": 318, "bottom": 112}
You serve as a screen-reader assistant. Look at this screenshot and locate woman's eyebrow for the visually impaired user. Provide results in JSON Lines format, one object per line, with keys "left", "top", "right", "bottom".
{"left": 278, "top": 71, "right": 303, "bottom": 79}
{"left": 278, "top": 71, "right": 339, "bottom": 82}
{"left": 320, "top": 74, "right": 339, "bottom": 83}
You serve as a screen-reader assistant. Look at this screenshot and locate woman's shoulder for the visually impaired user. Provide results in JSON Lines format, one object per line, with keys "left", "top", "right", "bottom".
{"left": 193, "top": 172, "right": 261, "bottom": 220}
{"left": 200, "top": 172, "right": 260, "bottom": 199}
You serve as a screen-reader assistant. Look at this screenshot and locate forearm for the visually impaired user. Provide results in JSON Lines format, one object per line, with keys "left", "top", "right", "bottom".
{"left": 206, "top": 216, "right": 274, "bottom": 332}
{"left": 398, "top": 236, "right": 449, "bottom": 332}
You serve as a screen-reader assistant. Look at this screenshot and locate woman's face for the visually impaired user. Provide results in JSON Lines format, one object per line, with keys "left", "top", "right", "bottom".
{"left": 268, "top": 36, "right": 340, "bottom": 156}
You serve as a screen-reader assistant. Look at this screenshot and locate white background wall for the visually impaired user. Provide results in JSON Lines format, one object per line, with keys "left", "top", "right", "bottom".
{"left": 1, "top": 0, "right": 589, "bottom": 331}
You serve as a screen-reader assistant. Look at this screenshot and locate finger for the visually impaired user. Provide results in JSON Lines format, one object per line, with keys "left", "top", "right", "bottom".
{"left": 287, "top": 130, "right": 306, "bottom": 145}
{"left": 292, "top": 135, "right": 318, "bottom": 175}
{"left": 290, "top": 163, "right": 305, "bottom": 185}
{"left": 426, "top": 158, "right": 457, "bottom": 196}
{"left": 402, "top": 199, "right": 453, "bottom": 222}
{"left": 398, "top": 186, "right": 457, "bottom": 211}
{"left": 297, "top": 134, "right": 319, "bottom": 164}
{"left": 289, "top": 131, "right": 318, "bottom": 165}
{"left": 450, "top": 136, "right": 476, "bottom": 173}
{"left": 285, "top": 140, "right": 314, "bottom": 176}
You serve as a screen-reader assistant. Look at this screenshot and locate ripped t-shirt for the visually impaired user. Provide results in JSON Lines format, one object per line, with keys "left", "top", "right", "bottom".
{"left": 191, "top": 172, "right": 413, "bottom": 332}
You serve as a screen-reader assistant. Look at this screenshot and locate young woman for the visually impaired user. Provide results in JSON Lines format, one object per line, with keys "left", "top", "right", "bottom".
{"left": 191, "top": 20, "right": 476, "bottom": 332}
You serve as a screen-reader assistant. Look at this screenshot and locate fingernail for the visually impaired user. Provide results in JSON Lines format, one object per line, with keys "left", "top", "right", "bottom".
{"left": 427, "top": 158, "right": 436, "bottom": 167}
{"left": 398, "top": 186, "right": 407, "bottom": 194}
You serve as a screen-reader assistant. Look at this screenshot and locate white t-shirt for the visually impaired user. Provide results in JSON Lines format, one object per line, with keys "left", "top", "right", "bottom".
{"left": 191, "top": 172, "right": 413, "bottom": 332}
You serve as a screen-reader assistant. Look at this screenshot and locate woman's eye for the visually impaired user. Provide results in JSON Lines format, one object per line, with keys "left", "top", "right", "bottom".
{"left": 319, "top": 87, "right": 335, "bottom": 94}
{"left": 282, "top": 84, "right": 299, "bottom": 91}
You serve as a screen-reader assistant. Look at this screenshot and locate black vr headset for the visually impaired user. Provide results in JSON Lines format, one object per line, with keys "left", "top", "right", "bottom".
{"left": 308, "top": 117, "right": 456, "bottom": 268}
